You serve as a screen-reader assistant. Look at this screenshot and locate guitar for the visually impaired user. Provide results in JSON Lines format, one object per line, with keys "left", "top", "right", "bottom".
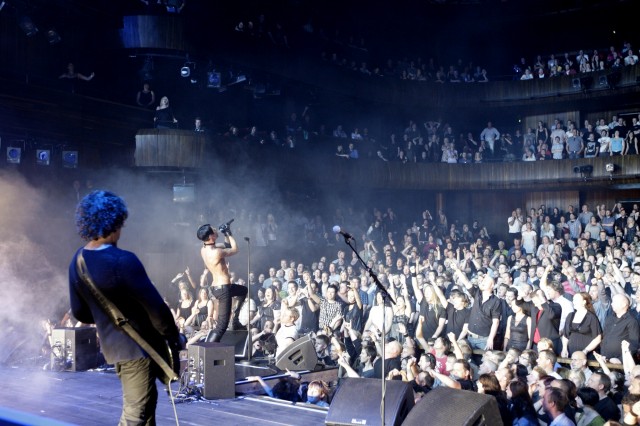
{"left": 152, "top": 330, "right": 187, "bottom": 386}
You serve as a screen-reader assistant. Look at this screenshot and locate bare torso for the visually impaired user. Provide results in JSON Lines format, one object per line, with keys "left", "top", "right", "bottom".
{"left": 200, "top": 237, "right": 237, "bottom": 285}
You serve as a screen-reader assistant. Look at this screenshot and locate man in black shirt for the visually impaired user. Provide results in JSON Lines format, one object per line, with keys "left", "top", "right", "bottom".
{"left": 453, "top": 263, "right": 501, "bottom": 351}
{"left": 69, "top": 191, "right": 181, "bottom": 425}
{"left": 600, "top": 294, "right": 639, "bottom": 361}
{"left": 373, "top": 340, "right": 402, "bottom": 379}
{"left": 587, "top": 372, "right": 621, "bottom": 422}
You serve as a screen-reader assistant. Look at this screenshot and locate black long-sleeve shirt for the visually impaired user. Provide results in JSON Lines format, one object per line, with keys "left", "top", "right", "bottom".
{"left": 69, "top": 246, "right": 179, "bottom": 364}
{"left": 600, "top": 310, "right": 640, "bottom": 360}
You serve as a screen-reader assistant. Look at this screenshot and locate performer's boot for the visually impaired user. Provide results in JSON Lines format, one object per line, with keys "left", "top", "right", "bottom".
{"left": 230, "top": 314, "right": 243, "bottom": 331}
{"left": 230, "top": 294, "right": 247, "bottom": 330}
{"left": 205, "top": 330, "right": 221, "bottom": 343}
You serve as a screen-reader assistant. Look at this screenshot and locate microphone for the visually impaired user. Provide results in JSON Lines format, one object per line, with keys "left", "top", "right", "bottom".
{"left": 333, "top": 225, "right": 354, "bottom": 241}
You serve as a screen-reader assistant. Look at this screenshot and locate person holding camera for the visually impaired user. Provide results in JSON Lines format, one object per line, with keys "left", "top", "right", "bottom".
{"left": 196, "top": 221, "right": 247, "bottom": 342}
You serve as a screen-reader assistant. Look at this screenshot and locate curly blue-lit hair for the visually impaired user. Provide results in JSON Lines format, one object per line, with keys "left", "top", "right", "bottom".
{"left": 75, "top": 190, "right": 128, "bottom": 240}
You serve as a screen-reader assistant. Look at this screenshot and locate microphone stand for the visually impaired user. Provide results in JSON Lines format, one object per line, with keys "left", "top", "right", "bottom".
{"left": 244, "top": 237, "right": 252, "bottom": 363}
{"left": 337, "top": 233, "right": 395, "bottom": 426}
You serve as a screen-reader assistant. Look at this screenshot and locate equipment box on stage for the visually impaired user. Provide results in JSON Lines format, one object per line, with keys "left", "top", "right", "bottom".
{"left": 50, "top": 327, "right": 98, "bottom": 372}
{"left": 188, "top": 342, "right": 235, "bottom": 399}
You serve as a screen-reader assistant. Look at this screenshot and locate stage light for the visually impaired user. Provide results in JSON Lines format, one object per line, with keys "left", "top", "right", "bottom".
{"left": 181, "top": 60, "right": 195, "bottom": 78}
{"left": 572, "top": 78, "right": 580, "bottom": 89}
{"left": 62, "top": 151, "right": 78, "bottom": 168}
{"left": 7, "top": 147, "right": 21, "bottom": 164}
{"left": 36, "top": 149, "right": 51, "bottom": 165}
{"left": 19, "top": 16, "right": 38, "bottom": 37}
{"left": 605, "top": 163, "right": 615, "bottom": 173}
{"left": 46, "top": 29, "right": 61, "bottom": 45}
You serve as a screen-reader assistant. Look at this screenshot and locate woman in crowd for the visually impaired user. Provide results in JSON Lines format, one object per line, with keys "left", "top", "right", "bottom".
{"left": 521, "top": 222, "right": 537, "bottom": 256}
{"left": 504, "top": 298, "right": 531, "bottom": 351}
{"left": 508, "top": 380, "right": 538, "bottom": 426}
{"left": 252, "top": 287, "right": 281, "bottom": 331}
{"left": 477, "top": 374, "right": 512, "bottom": 425}
{"left": 364, "top": 291, "right": 394, "bottom": 338}
{"left": 388, "top": 283, "right": 412, "bottom": 343}
{"left": 153, "top": 96, "right": 178, "bottom": 128}
{"left": 185, "top": 288, "right": 215, "bottom": 330}
{"left": 561, "top": 292, "right": 602, "bottom": 358}
{"left": 536, "top": 121, "right": 549, "bottom": 144}
{"left": 172, "top": 286, "right": 194, "bottom": 322}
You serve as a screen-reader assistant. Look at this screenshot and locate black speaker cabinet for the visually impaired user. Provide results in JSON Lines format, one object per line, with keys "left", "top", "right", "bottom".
{"left": 50, "top": 327, "right": 98, "bottom": 371}
{"left": 275, "top": 334, "right": 318, "bottom": 371}
{"left": 325, "top": 378, "right": 414, "bottom": 426}
{"left": 402, "top": 387, "right": 503, "bottom": 426}
{"left": 187, "top": 342, "right": 235, "bottom": 399}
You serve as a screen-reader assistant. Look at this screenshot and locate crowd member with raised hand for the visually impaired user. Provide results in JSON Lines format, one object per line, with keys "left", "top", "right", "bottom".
{"left": 450, "top": 260, "right": 501, "bottom": 351}
{"left": 411, "top": 267, "right": 446, "bottom": 341}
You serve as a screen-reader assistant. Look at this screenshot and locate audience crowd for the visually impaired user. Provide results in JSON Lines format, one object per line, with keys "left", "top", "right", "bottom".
{"left": 158, "top": 201, "right": 640, "bottom": 422}
{"left": 210, "top": 110, "right": 640, "bottom": 166}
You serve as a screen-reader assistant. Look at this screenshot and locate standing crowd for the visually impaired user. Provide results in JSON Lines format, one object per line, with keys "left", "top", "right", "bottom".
{"left": 162, "top": 202, "right": 640, "bottom": 424}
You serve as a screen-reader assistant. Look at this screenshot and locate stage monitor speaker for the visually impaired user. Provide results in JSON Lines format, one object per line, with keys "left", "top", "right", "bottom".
{"left": 401, "top": 387, "right": 503, "bottom": 426}
{"left": 275, "top": 334, "right": 318, "bottom": 371}
{"left": 326, "top": 378, "right": 414, "bottom": 426}
{"left": 50, "top": 327, "right": 98, "bottom": 371}
{"left": 188, "top": 342, "right": 235, "bottom": 399}
{"left": 219, "top": 329, "right": 249, "bottom": 358}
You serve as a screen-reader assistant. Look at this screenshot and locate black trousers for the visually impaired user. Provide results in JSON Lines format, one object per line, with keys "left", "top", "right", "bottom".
{"left": 210, "top": 284, "right": 248, "bottom": 337}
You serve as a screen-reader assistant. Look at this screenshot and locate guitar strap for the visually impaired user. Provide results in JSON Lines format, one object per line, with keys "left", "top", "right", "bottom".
{"left": 75, "top": 250, "right": 178, "bottom": 384}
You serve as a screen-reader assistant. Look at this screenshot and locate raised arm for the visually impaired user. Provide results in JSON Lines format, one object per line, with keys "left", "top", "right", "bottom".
{"left": 185, "top": 266, "right": 197, "bottom": 289}
{"left": 431, "top": 280, "right": 449, "bottom": 309}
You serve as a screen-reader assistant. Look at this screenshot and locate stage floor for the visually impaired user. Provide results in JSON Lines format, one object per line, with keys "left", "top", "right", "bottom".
{"left": 0, "top": 365, "right": 330, "bottom": 425}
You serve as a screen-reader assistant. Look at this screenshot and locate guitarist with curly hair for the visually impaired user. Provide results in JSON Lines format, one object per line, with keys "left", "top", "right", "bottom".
{"left": 69, "top": 190, "right": 182, "bottom": 425}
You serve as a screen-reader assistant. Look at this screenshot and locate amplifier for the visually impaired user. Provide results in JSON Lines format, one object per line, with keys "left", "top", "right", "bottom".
{"left": 187, "top": 342, "right": 235, "bottom": 399}
{"left": 50, "top": 327, "right": 98, "bottom": 372}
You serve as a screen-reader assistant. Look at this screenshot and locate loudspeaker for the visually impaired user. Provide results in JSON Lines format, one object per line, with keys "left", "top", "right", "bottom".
{"left": 187, "top": 342, "right": 235, "bottom": 399}
{"left": 401, "top": 387, "right": 503, "bottom": 426}
{"left": 275, "top": 334, "right": 318, "bottom": 371}
{"left": 50, "top": 327, "right": 98, "bottom": 371}
{"left": 326, "top": 378, "right": 414, "bottom": 426}
{"left": 219, "top": 329, "right": 249, "bottom": 358}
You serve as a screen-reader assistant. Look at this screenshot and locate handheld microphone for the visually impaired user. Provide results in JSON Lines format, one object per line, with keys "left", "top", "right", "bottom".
{"left": 333, "top": 225, "right": 354, "bottom": 240}
{"left": 224, "top": 218, "right": 235, "bottom": 227}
